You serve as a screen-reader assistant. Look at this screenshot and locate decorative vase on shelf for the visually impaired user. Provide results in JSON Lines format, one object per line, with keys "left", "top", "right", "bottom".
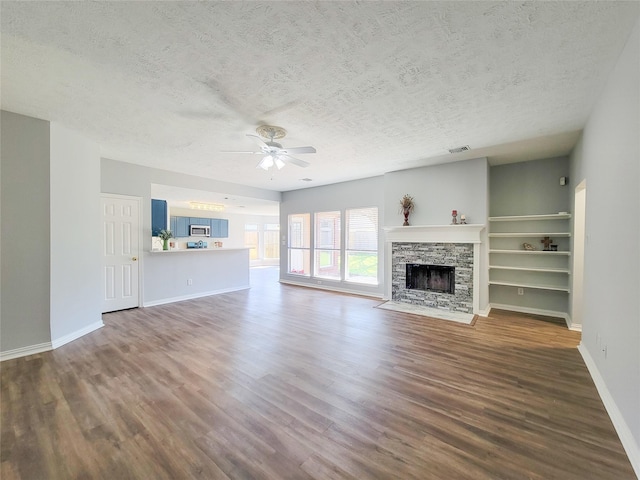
{"left": 158, "top": 229, "right": 173, "bottom": 251}
{"left": 399, "top": 194, "right": 415, "bottom": 227}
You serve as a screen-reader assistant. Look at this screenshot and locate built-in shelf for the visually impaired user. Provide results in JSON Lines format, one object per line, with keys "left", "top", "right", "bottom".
{"left": 488, "top": 213, "right": 571, "bottom": 221}
{"left": 490, "top": 249, "right": 571, "bottom": 256}
{"left": 489, "top": 280, "right": 570, "bottom": 292}
{"left": 488, "top": 212, "right": 572, "bottom": 311}
{"left": 489, "top": 265, "right": 570, "bottom": 274}
{"left": 489, "top": 232, "right": 571, "bottom": 237}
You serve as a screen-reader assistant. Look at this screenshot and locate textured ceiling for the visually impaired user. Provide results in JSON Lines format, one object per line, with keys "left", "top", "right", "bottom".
{"left": 1, "top": 1, "right": 638, "bottom": 193}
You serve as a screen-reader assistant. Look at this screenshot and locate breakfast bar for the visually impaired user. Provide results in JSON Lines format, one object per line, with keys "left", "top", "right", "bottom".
{"left": 143, "top": 247, "right": 250, "bottom": 307}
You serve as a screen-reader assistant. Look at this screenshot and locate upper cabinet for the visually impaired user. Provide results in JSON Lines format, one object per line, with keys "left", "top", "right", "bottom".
{"left": 169, "top": 215, "right": 229, "bottom": 238}
{"left": 170, "top": 216, "right": 190, "bottom": 237}
{"left": 210, "top": 218, "right": 229, "bottom": 238}
{"left": 151, "top": 199, "right": 167, "bottom": 236}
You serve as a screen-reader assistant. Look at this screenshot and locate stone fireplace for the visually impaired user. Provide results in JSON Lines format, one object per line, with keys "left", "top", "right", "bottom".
{"left": 384, "top": 225, "right": 485, "bottom": 315}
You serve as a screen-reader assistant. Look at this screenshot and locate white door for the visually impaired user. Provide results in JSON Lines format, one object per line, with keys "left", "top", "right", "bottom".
{"left": 102, "top": 194, "right": 140, "bottom": 312}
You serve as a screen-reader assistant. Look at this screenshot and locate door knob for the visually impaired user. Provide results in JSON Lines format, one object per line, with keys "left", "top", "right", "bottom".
{"left": 132, "top": 257, "right": 138, "bottom": 261}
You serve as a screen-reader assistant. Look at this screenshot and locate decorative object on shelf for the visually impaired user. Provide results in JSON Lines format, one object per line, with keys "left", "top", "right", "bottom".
{"left": 399, "top": 194, "right": 415, "bottom": 226}
{"left": 451, "top": 210, "right": 458, "bottom": 225}
{"left": 523, "top": 242, "right": 536, "bottom": 251}
{"left": 460, "top": 214, "right": 467, "bottom": 224}
{"left": 540, "top": 236, "right": 553, "bottom": 251}
{"left": 158, "top": 229, "right": 174, "bottom": 251}
{"left": 550, "top": 244, "right": 558, "bottom": 251}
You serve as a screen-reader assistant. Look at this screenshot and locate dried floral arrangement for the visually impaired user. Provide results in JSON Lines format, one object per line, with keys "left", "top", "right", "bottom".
{"left": 400, "top": 194, "right": 415, "bottom": 213}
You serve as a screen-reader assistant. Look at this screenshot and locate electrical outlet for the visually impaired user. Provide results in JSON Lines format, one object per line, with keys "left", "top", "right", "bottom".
{"left": 187, "top": 279, "right": 193, "bottom": 286}
{"left": 517, "top": 288, "right": 524, "bottom": 295}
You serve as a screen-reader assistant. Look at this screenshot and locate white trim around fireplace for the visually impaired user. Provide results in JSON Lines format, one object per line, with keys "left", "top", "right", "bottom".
{"left": 383, "top": 224, "right": 485, "bottom": 314}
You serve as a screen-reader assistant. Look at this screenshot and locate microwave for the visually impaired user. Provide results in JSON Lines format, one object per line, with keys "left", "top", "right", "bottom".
{"left": 190, "top": 224, "right": 210, "bottom": 237}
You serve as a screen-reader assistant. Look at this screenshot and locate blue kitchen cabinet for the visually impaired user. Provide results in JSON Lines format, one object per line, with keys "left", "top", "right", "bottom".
{"left": 171, "top": 216, "right": 190, "bottom": 237}
{"left": 219, "top": 219, "right": 229, "bottom": 238}
{"left": 210, "top": 218, "right": 229, "bottom": 238}
{"left": 151, "top": 199, "right": 167, "bottom": 236}
{"left": 189, "top": 217, "right": 210, "bottom": 226}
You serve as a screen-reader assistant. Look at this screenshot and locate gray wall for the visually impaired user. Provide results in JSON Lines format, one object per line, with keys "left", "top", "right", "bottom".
{"left": 490, "top": 157, "right": 570, "bottom": 217}
{"left": 49, "top": 122, "right": 102, "bottom": 344}
{"left": 0, "top": 111, "right": 52, "bottom": 352}
{"left": 280, "top": 176, "right": 385, "bottom": 296}
{"left": 0, "top": 113, "right": 103, "bottom": 355}
{"left": 570, "top": 19, "right": 639, "bottom": 468}
{"left": 383, "top": 158, "right": 489, "bottom": 227}
{"left": 280, "top": 158, "right": 491, "bottom": 307}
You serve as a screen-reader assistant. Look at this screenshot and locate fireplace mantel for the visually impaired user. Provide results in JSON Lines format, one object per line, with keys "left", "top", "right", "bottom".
{"left": 383, "top": 224, "right": 485, "bottom": 244}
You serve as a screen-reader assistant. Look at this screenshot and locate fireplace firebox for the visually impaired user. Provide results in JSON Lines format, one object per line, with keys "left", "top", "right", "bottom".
{"left": 405, "top": 264, "right": 455, "bottom": 294}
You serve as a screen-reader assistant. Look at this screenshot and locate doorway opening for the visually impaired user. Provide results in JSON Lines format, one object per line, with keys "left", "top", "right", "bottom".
{"left": 571, "top": 180, "right": 586, "bottom": 331}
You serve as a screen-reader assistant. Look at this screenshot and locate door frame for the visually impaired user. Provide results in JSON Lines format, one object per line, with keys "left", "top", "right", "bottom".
{"left": 101, "top": 192, "right": 144, "bottom": 310}
{"left": 570, "top": 180, "right": 587, "bottom": 331}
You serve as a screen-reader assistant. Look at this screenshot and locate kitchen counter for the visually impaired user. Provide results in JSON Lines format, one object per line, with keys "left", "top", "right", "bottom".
{"left": 149, "top": 247, "right": 249, "bottom": 253}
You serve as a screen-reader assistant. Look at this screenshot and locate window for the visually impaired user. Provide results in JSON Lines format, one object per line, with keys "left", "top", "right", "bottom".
{"left": 345, "top": 207, "right": 378, "bottom": 284}
{"left": 264, "top": 224, "right": 280, "bottom": 260}
{"left": 314, "top": 211, "right": 341, "bottom": 280}
{"left": 244, "top": 224, "right": 259, "bottom": 260}
{"left": 288, "top": 214, "right": 310, "bottom": 275}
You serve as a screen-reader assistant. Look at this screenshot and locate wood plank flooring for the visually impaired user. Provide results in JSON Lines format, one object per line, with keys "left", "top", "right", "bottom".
{"left": 1, "top": 267, "right": 635, "bottom": 479}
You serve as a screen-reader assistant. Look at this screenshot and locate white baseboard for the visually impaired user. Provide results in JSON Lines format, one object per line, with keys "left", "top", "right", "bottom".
{"left": 51, "top": 320, "right": 104, "bottom": 349}
{"left": 143, "top": 285, "right": 250, "bottom": 307}
{"left": 567, "top": 321, "right": 582, "bottom": 332}
{"left": 279, "top": 279, "right": 383, "bottom": 299}
{"left": 488, "top": 303, "right": 576, "bottom": 327}
{"left": 477, "top": 305, "right": 492, "bottom": 317}
{"left": 0, "top": 342, "right": 52, "bottom": 362}
{"left": 578, "top": 343, "right": 640, "bottom": 478}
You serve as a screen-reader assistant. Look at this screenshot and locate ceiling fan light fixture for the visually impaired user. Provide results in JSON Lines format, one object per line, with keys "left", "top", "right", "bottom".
{"left": 230, "top": 125, "right": 314, "bottom": 171}
{"left": 258, "top": 155, "right": 274, "bottom": 170}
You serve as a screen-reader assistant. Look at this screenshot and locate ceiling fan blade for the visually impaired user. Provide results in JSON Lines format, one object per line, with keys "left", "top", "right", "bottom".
{"left": 221, "top": 150, "right": 261, "bottom": 154}
{"left": 280, "top": 154, "right": 310, "bottom": 168}
{"left": 246, "top": 134, "right": 269, "bottom": 148}
{"left": 281, "top": 146, "right": 316, "bottom": 154}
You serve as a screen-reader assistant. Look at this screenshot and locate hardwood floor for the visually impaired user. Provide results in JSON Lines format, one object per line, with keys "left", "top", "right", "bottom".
{"left": 1, "top": 267, "right": 635, "bottom": 479}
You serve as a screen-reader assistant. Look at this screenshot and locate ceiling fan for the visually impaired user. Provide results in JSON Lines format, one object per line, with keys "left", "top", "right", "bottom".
{"left": 225, "top": 125, "right": 316, "bottom": 171}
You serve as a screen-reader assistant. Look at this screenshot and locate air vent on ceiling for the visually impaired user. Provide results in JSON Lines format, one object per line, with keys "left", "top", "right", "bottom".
{"left": 448, "top": 145, "right": 470, "bottom": 154}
